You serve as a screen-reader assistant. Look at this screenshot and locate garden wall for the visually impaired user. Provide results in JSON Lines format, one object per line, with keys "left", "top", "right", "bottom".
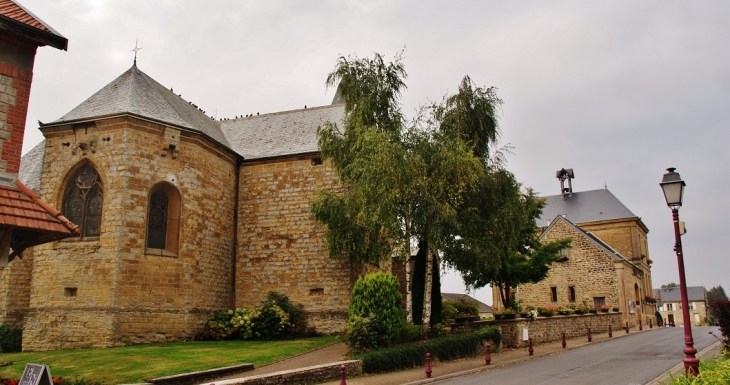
{"left": 453, "top": 313, "right": 623, "bottom": 348}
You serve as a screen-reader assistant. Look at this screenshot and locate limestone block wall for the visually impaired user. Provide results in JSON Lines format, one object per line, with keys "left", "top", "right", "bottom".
{"left": 486, "top": 313, "right": 624, "bottom": 347}
{"left": 580, "top": 219, "right": 648, "bottom": 262}
{"left": 517, "top": 220, "right": 620, "bottom": 311}
{"left": 22, "top": 117, "right": 237, "bottom": 350}
{"left": 0, "top": 249, "right": 33, "bottom": 324}
{"left": 236, "top": 157, "right": 351, "bottom": 334}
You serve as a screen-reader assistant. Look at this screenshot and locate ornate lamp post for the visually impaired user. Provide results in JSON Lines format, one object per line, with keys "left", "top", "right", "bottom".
{"left": 660, "top": 168, "right": 699, "bottom": 376}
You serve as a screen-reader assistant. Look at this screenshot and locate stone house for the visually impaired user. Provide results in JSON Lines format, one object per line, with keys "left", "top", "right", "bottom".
{"left": 0, "top": 60, "right": 364, "bottom": 351}
{"left": 493, "top": 170, "right": 654, "bottom": 328}
{"left": 653, "top": 286, "right": 708, "bottom": 327}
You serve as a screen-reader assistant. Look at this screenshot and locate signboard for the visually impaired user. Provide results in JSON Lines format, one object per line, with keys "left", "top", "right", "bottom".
{"left": 628, "top": 300, "right": 635, "bottom": 314}
{"left": 522, "top": 328, "right": 529, "bottom": 341}
{"left": 19, "top": 364, "right": 53, "bottom": 385}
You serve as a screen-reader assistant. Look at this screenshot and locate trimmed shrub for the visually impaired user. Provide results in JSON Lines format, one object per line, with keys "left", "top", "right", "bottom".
{"left": 0, "top": 323, "right": 22, "bottom": 353}
{"left": 357, "top": 326, "right": 501, "bottom": 373}
{"left": 710, "top": 298, "right": 730, "bottom": 355}
{"left": 347, "top": 272, "right": 405, "bottom": 352}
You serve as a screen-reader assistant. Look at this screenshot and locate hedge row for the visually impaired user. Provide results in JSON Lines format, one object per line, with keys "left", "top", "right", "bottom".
{"left": 356, "top": 326, "right": 501, "bottom": 373}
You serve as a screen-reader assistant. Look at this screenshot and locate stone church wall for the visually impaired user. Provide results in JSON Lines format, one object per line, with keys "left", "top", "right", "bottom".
{"left": 236, "top": 157, "right": 351, "bottom": 334}
{"left": 22, "top": 116, "right": 237, "bottom": 350}
{"left": 517, "top": 220, "right": 620, "bottom": 313}
{"left": 0, "top": 249, "right": 33, "bottom": 324}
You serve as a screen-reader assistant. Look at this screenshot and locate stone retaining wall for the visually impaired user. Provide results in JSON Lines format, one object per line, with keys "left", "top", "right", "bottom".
{"left": 454, "top": 313, "right": 623, "bottom": 348}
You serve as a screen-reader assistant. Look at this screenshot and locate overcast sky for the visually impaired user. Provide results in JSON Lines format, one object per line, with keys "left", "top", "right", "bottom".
{"left": 19, "top": 1, "right": 730, "bottom": 305}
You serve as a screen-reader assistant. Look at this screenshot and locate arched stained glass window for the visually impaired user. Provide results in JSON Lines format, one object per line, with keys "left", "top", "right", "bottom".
{"left": 62, "top": 163, "right": 103, "bottom": 238}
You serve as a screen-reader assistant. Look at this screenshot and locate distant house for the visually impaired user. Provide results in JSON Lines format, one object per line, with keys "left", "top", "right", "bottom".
{"left": 493, "top": 169, "right": 654, "bottom": 328}
{"left": 442, "top": 292, "right": 493, "bottom": 319}
{"left": 653, "top": 287, "right": 708, "bottom": 327}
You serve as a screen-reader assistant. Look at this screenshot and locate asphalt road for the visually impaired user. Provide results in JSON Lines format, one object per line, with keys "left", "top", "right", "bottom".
{"left": 433, "top": 326, "right": 721, "bottom": 385}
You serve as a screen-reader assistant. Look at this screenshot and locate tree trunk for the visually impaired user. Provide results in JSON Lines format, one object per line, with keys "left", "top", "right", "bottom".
{"left": 405, "top": 219, "right": 413, "bottom": 323}
{"left": 405, "top": 244, "right": 413, "bottom": 323}
{"left": 422, "top": 247, "right": 434, "bottom": 331}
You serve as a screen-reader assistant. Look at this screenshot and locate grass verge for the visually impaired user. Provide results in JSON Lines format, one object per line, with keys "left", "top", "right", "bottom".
{"left": 0, "top": 336, "right": 339, "bottom": 384}
{"left": 666, "top": 354, "right": 730, "bottom": 384}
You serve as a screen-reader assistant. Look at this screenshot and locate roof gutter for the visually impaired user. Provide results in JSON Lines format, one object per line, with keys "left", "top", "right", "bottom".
{"left": 0, "top": 14, "right": 67, "bottom": 50}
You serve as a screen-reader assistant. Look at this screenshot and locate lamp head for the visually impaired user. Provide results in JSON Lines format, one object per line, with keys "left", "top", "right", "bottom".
{"left": 660, "top": 167, "right": 685, "bottom": 209}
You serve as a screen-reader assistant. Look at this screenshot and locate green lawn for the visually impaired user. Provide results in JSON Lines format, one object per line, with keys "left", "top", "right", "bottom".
{"left": 0, "top": 336, "right": 339, "bottom": 384}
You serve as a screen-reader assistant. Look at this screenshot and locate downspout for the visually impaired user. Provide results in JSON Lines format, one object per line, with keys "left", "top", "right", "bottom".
{"left": 231, "top": 156, "right": 243, "bottom": 308}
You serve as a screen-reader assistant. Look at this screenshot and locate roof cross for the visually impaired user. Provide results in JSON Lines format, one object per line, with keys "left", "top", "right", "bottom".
{"left": 131, "top": 39, "right": 142, "bottom": 65}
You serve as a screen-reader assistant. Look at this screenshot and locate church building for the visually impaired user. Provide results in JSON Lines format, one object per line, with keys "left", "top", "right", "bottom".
{"left": 2, "top": 63, "right": 358, "bottom": 351}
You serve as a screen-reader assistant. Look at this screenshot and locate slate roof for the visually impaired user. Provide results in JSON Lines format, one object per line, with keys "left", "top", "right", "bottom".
{"left": 539, "top": 188, "right": 637, "bottom": 227}
{"left": 441, "top": 293, "right": 493, "bottom": 313}
{"left": 0, "top": 0, "right": 67, "bottom": 50}
{"left": 219, "top": 104, "right": 344, "bottom": 160}
{"left": 653, "top": 287, "right": 707, "bottom": 302}
{"left": 18, "top": 140, "right": 44, "bottom": 192}
{"left": 0, "top": 175, "right": 78, "bottom": 258}
{"left": 44, "top": 64, "right": 231, "bottom": 148}
{"left": 540, "top": 215, "right": 634, "bottom": 264}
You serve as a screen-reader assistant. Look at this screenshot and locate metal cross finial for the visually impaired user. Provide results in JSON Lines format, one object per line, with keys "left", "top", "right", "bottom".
{"left": 131, "top": 39, "right": 142, "bottom": 65}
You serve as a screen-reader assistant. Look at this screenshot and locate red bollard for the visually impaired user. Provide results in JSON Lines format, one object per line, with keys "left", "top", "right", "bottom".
{"left": 339, "top": 365, "right": 347, "bottom": 385}
{"left": 650, "top": 318, "right": 653, "bottom": 329}
{"left": 562, "top": 332, "right": 566, "bottom": 348}
{"left": 528, "top": 337, "right": 534, "bottom": 356}
{"left": 626, "top": 322, "right": 629, "bottom": 334}
{"left": 425, "top": 353, "right": 432, "bottom": 378}
{"left": 485, "top": 343, "right": 491, "bottom": 365}
{"left": 587, "top": 328, "right": 592, "bottom": 342}
{"left": 608, "top": 324, "right": 613, "bottom": 338}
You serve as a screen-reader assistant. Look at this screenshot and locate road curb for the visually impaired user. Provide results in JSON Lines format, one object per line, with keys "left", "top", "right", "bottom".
{"left": 645, "top": 340, "right": 723, "bottom": 385}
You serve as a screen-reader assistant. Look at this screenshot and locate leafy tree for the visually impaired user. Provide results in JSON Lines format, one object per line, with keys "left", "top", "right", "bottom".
{"left": 708, "top": 285, "right": 728, "bottom": 302}
{"left": 708, "top": 286, "right": 728, "bottom": 321}
{"left": 661, "top": 282, "right": 679, "bottom": 288}
{"left": 313, "top": 52, "right": 483, "bottom": 331}
{"left": 443, "top": 176, "right": 570, "bottom": 308}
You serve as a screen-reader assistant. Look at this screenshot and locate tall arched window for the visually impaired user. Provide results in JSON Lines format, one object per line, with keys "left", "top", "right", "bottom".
{"left": 62, "top": 163, "right": 103, "bottom": 238}
{"left": 146, "top": 182, "right": 181, "bottom": 256}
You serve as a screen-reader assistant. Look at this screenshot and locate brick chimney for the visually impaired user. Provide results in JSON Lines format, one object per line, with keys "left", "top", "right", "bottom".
{"left": 0, "top": 0, "right": 67, "bottom": 177}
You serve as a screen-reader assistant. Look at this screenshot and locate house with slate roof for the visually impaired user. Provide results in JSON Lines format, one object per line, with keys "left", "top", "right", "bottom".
{"left": 0, "top": 0, "right": 79, "bottom": 326}
{"left": 493, "top": 170, "right": 654, "bottom": 328}
{"left": 1, "top": 58, "right": 359, "bottom": 350}
{"left": 654, "top": 286, "right": 708, "bottom": 327}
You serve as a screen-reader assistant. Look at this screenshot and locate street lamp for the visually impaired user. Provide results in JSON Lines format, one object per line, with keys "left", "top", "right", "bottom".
{"left": 659, "top": 167, "right": 699, "bottom": 376}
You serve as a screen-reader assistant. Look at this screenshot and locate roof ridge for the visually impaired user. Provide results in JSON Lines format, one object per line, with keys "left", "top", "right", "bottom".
{"left": 224, "top": 104, "right": 343, "bottom": 122}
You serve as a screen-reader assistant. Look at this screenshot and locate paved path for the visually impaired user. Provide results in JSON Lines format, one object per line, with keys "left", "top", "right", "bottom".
{"left": 211, "top": 341, "right": 349, "bottom": 381}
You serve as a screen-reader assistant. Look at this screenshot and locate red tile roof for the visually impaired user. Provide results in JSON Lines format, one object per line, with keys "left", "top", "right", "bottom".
{"left": 0, "top": 0, "right": 51, "bottom": 33}
{"left": 0, "top": 179, "right": 78, "bottom": 235}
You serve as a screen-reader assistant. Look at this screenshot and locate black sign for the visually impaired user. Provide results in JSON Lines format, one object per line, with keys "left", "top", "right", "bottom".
{"left": 18, "top": 364, "right": 53, "bottom": 385}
